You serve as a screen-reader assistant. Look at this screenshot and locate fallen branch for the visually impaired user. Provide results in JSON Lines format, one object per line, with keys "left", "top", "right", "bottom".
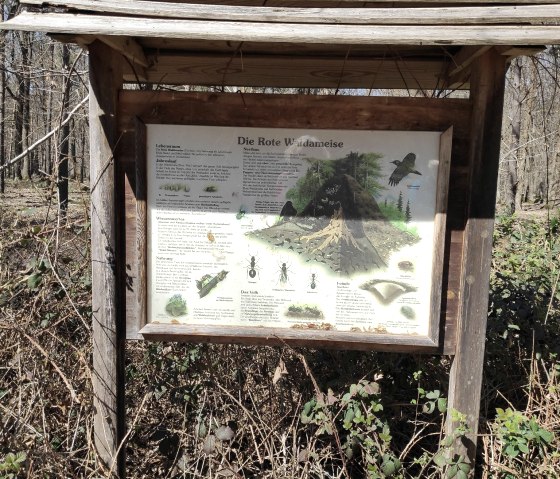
{"left": 0, "top": 94, "right": 89, "bottom": 173}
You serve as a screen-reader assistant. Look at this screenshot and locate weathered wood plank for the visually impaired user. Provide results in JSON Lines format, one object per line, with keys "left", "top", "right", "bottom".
{"left": 446, "top": 48, "right": 507, "bottom": 467}
{"left": 117, "top": 92, "right": 472, "bottom": 172}
{"left": 4, "top": 12, "right": 560, "bottom": 45}
{"left": 89, "top": 40, "right": 125, "bottom": 477}
{"left": 124, "top": 161, "right": 140, "bottom": 340}
{"left": 128, "top": 53, "right": 447, "bottom": 89}
{"left": 135, "top": 118, "right": 147, "bottom": 338}
{"left": 196, "top": 0, "right": 560, "bottom": 3}
{"left": 118, "top": 91, "right": 472, "bottom": 135}
{"left": 24, "top": 0, "right": 493, "bottom": 9}
{"left": 429, "top": 126, "right": 453, "bottom": 345}
{"left": 21, "top": 0, "right": 560, "bottom": 25}
{"left": 140, "top": 323, "right": 439, "bottom": 352}
{"left": 138, "top": 39, "right": 452, "bottom": 56}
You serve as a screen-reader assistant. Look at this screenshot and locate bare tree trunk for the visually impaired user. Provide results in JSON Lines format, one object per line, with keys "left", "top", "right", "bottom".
{"left": 502, "top": 59, "right": 522, "bottom": 214}
{"left": 540, "top": 53, "right": 560, "bottom": 208}
{"left": 80, "top": 118, "right": 87, "bottom": 183}
{"left": 12, "top": 40, "right": 23, "bottom": 181}
{"left": 71, "top": 117, "right": 77, "bottom": 180}
{"left": 20, "top": 32, "right": 31, "bottom": 180}
{"left": 46, "top": 42, "right": 54, "bottom": 175}
{"left": 12, "top": 31, "right": 32, "bottom": 181}
{"left": 519, "top": 77, "right": 535, "bottom": 206}
{"left": 0, "top": 20, "right": 5, "bottom": 193}
{"left": 23, "top": 66, "right": 32, "bottom": 178}
{"left": 58, "top": 44, "right": 71, "bottom": 219}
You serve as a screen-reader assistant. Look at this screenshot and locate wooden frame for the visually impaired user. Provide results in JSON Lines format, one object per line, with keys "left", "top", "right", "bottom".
{"left": 113, "top": 49, "right": 508, "bottom": 476}
{"left": 1, "top": 0, "right": 520, "bottom": 467}
{"left": 121, "top": 92, "right": 463, "bottom": 353}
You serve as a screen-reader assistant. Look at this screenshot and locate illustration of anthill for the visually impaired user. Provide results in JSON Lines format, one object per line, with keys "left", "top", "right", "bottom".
{"left": 248, "top": 151, "right": 419, "bottom": 276}
{"left": 296, "top": 173, "right": 387, "bottom": 273}
{"left": 300, "top": 204, "right": 359, "bottom": 252}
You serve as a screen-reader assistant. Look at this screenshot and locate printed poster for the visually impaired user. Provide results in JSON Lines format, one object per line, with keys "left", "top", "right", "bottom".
{"left": 146, "top": 124, "right": 442, "bottom": 336}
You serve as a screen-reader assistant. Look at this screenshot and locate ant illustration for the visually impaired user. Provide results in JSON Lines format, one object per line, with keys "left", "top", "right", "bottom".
{"left": 247, "top": 255, "right": 260, "bottom": 280}
{"left": 278, "top": 261, "right": 292, "bottom": 286}
{"left": 280, "top": 262, "right": 288, "bottom": 284}
{"left": 310, "top": 273, "right": 318, "bottom": 290}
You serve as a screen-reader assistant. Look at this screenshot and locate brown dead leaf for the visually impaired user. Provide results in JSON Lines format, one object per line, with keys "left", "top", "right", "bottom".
{"left": 272, "top": 359, "right": 288, "bottom": 385}
{"left": 297, "top": 448, "right": 310, "bottom": 463}
{"left": 327, "top": 388, "right": 338, "bottom": 405}
{"left": 362, "top": 382, "right": 380, "bottom": 395}
{"left": 215, "top": 425, "right": 235, "bottom": 441}
{"left": 202, "top": 434, "right": 216, "bottom": 455}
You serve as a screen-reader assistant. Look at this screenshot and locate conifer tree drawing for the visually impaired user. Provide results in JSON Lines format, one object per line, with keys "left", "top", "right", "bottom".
{"left": 405, "top": 200, "right": 412, "bottom": 223}
{"left": 397, "top": 191, "right": 403, "bottom": 212}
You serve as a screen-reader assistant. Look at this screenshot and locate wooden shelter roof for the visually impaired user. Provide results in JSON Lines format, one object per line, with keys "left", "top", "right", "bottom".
{"left": 2, "top": 0, "right": 559, "bottom": 89}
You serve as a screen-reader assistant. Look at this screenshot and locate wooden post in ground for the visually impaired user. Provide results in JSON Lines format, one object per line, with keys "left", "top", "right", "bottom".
{"left": 89, "top": 40, "right": 125, "bottom": 477}
{"left": 446, "top": 48, "right": 507, "bottom": 468}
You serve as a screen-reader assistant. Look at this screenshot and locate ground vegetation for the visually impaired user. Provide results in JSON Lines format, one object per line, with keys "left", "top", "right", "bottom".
{"left": 0, "top": 182, "right": 558, "bottom": 477}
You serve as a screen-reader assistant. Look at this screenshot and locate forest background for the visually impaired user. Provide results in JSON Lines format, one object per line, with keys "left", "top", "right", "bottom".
{"left": 0, "top": 2, "right": 559, "bottom": 477}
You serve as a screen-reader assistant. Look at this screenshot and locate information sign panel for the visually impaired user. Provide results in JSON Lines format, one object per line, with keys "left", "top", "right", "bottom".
{"left": 143, "top": 124, "right": 451, "bottom": 346}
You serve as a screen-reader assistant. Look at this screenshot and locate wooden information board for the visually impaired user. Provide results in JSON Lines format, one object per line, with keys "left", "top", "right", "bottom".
{"left": 143, "top": 123, "right": 451, "bottom": 345}
{"left": 120, "top": 92, "right": 471, "bottom": 352}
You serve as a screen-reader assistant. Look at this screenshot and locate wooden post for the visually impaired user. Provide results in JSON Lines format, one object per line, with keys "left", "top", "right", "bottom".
{"left": 135, "top": 118, "right": 147, "bottom": 331}
{"left": 446, "top": 48, "right": 507, "bottom": 468}
{"left": 89, "top": 41, "right": 125, "bottom": 477}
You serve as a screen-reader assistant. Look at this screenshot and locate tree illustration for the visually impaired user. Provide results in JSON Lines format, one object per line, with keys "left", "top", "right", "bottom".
{"left": 286, "top": 152, "right": 385, "bottom": 213}
{"left": 336, "top": 151, "right": 385, "bottom": 197}
{"left": 405, "top": 200, "right": 412, "bottom": 223}
{"left": 397, "top": 191, "right": 403, "bottom": 212}
{"left": 286, "top": 158, "right": 335, "bottom": 212}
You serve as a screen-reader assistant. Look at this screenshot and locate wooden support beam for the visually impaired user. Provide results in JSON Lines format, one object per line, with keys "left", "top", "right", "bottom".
{"left": 443, "top": 46, "right": 491, "bottom": 89}
{"left": 53, "top": 33, "right": 149, "bottom": 80}
{"left": 447, "top": 46, "right": 491, "bottom": 78}
{"left": 497, "top": 45, "right": 546, "bottom": 63}
{"left": 21, "top": 0, "right": 560, "bottom": 25}
{"left": 4, "top": 12, "right": 560, "bottom": 45}
{"left": 436, "top": 43, "right": 543, "bottom": 89}
{"left": 446, "top": 48, "right": 506, "bottom": 470}
{"left": 99, "top": 36, "right": 148, "bottom": 82}
{"left": 89, "top": 40, "right": 125, "bottom": 478}
{"left": 98, "top": 35, "right": 150, "bottom": 69}
{"left": 50, "top": 32, "right": 94, "bottom": 48}
{"left": 74, "top": 34, "right": 95, "bottom": 49}
{"left": 129, "top": 53, "right": 447, "bottom": 89}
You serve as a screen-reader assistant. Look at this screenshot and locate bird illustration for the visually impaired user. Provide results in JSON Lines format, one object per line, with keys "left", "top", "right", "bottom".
{"left": 388, "top": 153, "right": 422, "bottom": 186}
